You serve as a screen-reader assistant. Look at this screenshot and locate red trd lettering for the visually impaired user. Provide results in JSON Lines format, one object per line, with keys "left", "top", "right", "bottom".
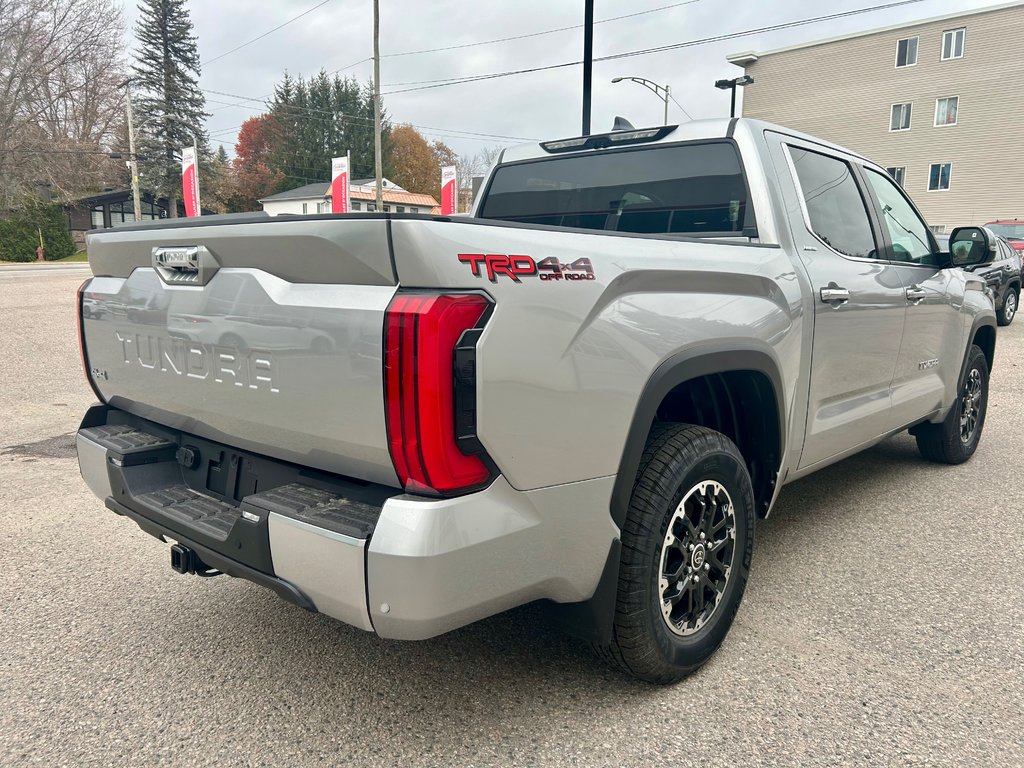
{"left": 458, "top": 253, "right": 487, "bottom": 277}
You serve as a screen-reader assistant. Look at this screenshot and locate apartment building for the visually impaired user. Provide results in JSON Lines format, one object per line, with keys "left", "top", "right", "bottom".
{"left": 727, "top": 1, "right": 1024, "bottom": 232}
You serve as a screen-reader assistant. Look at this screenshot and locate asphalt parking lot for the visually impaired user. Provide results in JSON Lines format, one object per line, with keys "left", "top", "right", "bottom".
{"left": 1, "top": 268, "right": 1022, "bottom": 767}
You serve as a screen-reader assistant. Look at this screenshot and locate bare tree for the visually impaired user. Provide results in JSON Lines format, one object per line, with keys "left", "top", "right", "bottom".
{"left": 456, "top": 145, "right": 504, "bottom": 212}
{"left": 0, "top": 0, "right": 127, "bottom": 208}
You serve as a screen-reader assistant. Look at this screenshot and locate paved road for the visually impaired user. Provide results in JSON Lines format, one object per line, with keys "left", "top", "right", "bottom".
{"left": 2, "top": 271, "right": 1022, "bottom": 767}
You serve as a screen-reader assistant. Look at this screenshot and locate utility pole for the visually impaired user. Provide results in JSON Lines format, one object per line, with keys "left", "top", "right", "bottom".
{"left": 122, "top": 81, "right": 143, "bottom": 223}
{"left": 373, "top": 0, "right": 383, "bottom": 210}
{"left": 582, "top": 0, "right": 594, "bottom": 135}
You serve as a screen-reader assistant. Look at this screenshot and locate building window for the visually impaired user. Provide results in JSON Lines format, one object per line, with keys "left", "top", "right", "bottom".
{"left": 302, "top": 202, "right": 308, "bottom": 214}
{"left": 352, "top": 201, "right": 361, "bottom": 210}
{"left": 885, "top": 167, "right": 906, "bottom": 187}
{"left": 895, "top": 36, "right": 918, "bottom": 67}
{"left": 890, "top": 103, "right": 912, "bottom": 131}
{"left": 941, "top": 28, "right": 965, "bottom": 60}
{"left": 928, "top": 163, "right": 952, "bottom": 191}
{"left": 396, "top": 206, "right": 405, "bottom": 213}
{"left": 383, "top": 205, "right": 391, "bottom": 212}
{"left": 367, "top": 203, "right": 376, "bottom": 212}
{"left": 934, "top": 96, "right": 958, "bottom": 126}
{"left": 409, "top": 207, "right": 418, "bottom": 214}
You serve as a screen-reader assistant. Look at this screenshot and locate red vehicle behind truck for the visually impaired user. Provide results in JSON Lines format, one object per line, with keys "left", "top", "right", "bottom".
{"left": 985, "top": 220, "right": 1024, "bottom": 258}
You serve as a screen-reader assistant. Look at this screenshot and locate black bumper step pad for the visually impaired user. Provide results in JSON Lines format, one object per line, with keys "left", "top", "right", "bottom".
{"left": 79, "top": 425, "right": 176, "bottom": 467}
{"left": 245, "top": 483, "right": 381, "bottom": 539}
{"left": 135, "top": 486, "right": 240, "bottom": 541}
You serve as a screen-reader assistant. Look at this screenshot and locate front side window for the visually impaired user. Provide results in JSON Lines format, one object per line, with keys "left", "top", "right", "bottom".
{"left": 942, "top": 28, "right": 965, "bottom": 60}
{"left": 885, "top": 166, "right": 906, "bottom": 187}
{"left": 896, "top": 36, "right": 918, "bottom": 67}
{"left": 935, "top": 97, "right": 958, "bottom": 126}
{"left": 929, "top": 163, "right": 952, "bottom": 191}
{"left": 479, "top": 141, "right": 752, "bottom": 236}
{"left": 788, "top": 146, "right": 876, "bottom": 259}
{"left": 864, "top": 167, "right": 938, "bottom": 265}
{"left": 890, "top": 103, "right": 912, "bottom": 131}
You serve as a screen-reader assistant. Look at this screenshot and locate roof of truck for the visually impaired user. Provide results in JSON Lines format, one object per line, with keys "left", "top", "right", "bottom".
{"left": 498, "top": 118, "right": 869, "bottom": 165}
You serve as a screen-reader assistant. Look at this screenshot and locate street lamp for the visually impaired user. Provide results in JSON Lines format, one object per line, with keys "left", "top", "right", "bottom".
{"left": 611, "top": 76, "right": 671, "bottom": 125}
{"left": 715, "top": 75, "right": 754, "bottom": 118}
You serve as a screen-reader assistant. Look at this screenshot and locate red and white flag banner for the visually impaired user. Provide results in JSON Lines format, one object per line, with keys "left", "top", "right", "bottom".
{"left": 181, "top": 146, "right": 201, "bottom": 217}
{"left": 331, "top": 156, "right": 350, "bottom": 213}
{"left": 441, "top": 165, "right": 457, "bottom": 216}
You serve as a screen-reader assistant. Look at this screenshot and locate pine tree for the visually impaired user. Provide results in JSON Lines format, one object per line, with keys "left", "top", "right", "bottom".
{"left": 131, "top": 0, "right": 208, "bottom": 217}
{"left": 266, "top": 71, "right": 388, "bottom": 192}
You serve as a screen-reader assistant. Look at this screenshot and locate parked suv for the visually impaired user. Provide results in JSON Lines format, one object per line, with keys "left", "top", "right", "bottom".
{"left": 939, "top": 232, "right": 1020, "bottom": 325}
{"left": 984, "top": 220, "right": 1024, "bottom": 257}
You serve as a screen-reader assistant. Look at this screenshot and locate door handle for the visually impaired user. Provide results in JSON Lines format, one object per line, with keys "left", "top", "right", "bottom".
{"left": 906, "top": 286, "right": 927, "bottom": 303}
{"left": 819, "top": 286, "right": 850, "bottom": 304}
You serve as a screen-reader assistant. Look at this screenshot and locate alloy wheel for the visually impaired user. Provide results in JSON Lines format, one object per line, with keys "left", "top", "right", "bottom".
{"left": 1006, "top": 293, "right": 1017, "bottom": 322}
{"left": 658, "top": 480, "right": 736, "bottom": 636}
{"left": 960, "top": 368, "right": 983, "bottom": 444}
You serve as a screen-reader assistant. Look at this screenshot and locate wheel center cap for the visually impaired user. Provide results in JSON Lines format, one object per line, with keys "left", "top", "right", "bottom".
{"left": 691, "top": 543, "right": 706, "bottom": 570}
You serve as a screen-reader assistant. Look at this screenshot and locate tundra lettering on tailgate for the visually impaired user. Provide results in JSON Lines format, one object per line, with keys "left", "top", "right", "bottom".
{"left": 458, "top": 253, "right": 595, "bottom": 283}
{"left": 115, "top": 331, "right": 279, "bottom": 393}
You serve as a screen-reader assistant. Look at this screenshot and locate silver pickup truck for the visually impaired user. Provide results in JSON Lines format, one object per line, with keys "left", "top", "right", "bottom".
{"left": 76, "top": 118, "right": 997, "bottom": 683}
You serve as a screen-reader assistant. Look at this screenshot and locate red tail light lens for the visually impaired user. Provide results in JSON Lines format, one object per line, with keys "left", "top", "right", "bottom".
{"left": 384, "top": 293, "right": 492, "bottom": 495}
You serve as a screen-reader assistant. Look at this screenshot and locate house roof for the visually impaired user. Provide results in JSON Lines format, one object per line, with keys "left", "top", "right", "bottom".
{"left": 348, "top": 189, "right": 439, "bottom": 208}
{"left": 260, "top": 180, "right": 439, "bottom": 209}
{"left": 727, "top": 0, "right": 1024, "bottom": 65}
{"left": 259, "top": 182, "right": 329, "bottom": 202}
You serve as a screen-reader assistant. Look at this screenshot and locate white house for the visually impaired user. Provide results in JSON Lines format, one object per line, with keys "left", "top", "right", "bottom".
{"left": 259, "top": 177, "right": 440, "bottom": 216}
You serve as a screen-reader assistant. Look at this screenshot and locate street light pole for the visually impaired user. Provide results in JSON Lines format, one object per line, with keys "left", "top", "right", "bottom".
{"left": 611, "top": 76, "right": 672, "bottom": 125}
{"left": 582, "top": 0, "right": 594, "bottom": 135}
{"left": 714, "top": 75, "right": 754, "bottom": 118}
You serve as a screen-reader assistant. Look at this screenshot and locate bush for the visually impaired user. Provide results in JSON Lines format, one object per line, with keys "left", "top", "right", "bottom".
{"left": 0, "top": 218, "right": 38, "bottom": 262}
{"left": 0, "top": 203, "right": 75, "bottom": 261}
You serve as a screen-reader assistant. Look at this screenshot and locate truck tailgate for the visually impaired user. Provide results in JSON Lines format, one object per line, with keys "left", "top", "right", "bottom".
{"left": 81, "top": 216, "right": 399, "bottom": 486}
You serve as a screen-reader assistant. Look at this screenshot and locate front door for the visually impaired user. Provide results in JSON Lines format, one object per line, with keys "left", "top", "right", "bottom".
{"left": 859, "top": 166, "right": 965, "bottom": 427}
{"left": 783, "top": 143, "right": 908, "bottom": 469}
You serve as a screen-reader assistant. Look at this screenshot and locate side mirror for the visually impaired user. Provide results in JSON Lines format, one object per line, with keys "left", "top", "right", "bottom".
{"left": 949, "top": 226, "right": 996, "bottom": 268}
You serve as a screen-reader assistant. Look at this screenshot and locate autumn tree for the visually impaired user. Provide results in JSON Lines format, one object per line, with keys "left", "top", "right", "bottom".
{"left": 132, "top": 0, "right": 209, "bottom": 217}
{"left": 226, "top": 115, "right": 283, "bottom": 212}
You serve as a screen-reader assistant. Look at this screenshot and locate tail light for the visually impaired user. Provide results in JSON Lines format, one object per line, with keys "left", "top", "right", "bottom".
{"left": 384, "top": 292, "right": 493, "bottom": 495}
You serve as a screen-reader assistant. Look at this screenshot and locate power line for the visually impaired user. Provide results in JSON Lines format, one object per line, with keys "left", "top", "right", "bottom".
{"left": 381, "top": 0, "right": 929, "bottom": 96}
{"left": 204, "top": 0, "right": 334, "bottom": 66}
{"left": 202, "top": 91, "right": 536, "bottom": 142}
{"left": 380, "top": 0, "right": 703, "bottom": 58}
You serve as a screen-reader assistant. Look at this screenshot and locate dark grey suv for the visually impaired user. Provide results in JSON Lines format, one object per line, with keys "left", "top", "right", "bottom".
{"left": 939, "top": 233, "right": 1020, "bottom": 325}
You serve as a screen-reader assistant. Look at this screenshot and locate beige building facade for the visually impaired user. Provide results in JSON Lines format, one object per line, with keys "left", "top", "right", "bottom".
{"left": 728, "top": 1, "right": 1024, "bottom": 232}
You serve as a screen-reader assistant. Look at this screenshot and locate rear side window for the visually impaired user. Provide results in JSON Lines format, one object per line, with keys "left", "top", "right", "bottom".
{"left": 789, "top": 146, "right": 877, "bottom": 259}
{"left": 479, "top": 142, "right": 752, "bottom": 237}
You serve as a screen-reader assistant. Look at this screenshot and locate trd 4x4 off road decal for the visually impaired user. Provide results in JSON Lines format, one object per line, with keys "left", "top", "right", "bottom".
{"left": 458, "top": 253, "right": 595, "bottom": 283}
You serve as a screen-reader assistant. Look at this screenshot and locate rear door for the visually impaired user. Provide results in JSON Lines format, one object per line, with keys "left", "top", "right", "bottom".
{"left": 779, "top": 140, "right": 907, "bottom": 469}
{"left": 859, "top": 166, "right": 965, "bottom": 427}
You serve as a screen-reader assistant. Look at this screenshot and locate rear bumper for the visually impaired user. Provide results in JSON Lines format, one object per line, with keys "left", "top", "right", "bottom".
{"left": 77, "top": 407, "right": 618, "bottom": 640}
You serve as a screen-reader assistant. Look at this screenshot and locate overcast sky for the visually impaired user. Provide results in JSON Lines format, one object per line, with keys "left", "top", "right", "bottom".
{"left": 123, "top": 0, "right": 999, "bottom": 162}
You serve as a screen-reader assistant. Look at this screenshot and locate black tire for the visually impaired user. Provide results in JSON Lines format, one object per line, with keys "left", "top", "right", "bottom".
{"left": 915, "top": 344, "right": 988, "bottom": 464}
{"left": 997, "top": 288, "right": 1018, "bottom": 326}
{"left": 596, "top": 423, "right": 755, "bottom": 684}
